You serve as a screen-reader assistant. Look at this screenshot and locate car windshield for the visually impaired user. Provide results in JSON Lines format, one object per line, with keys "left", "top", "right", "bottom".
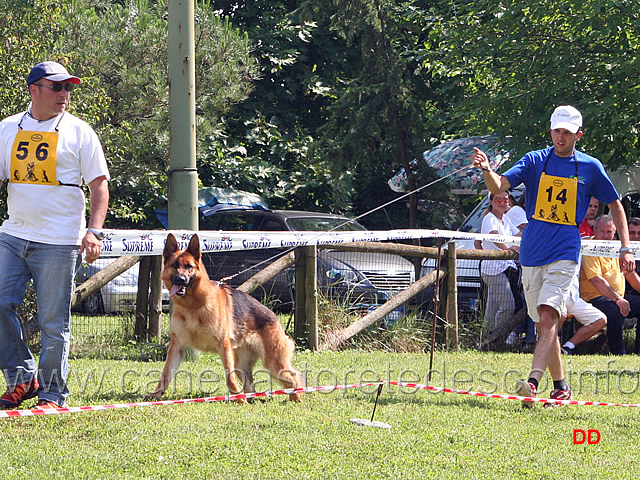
{"left": 286, "top": 217, "right": 366, "bottom": 232}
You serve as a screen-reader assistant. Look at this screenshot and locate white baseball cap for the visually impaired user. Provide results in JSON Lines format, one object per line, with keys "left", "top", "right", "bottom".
{"left": 550, "top": 105, "right": 582, "bottom": 133}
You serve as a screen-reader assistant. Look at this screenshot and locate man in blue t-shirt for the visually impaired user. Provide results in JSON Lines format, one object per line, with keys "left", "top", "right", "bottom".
{"left": 472, "top": 105, "right": 635, "bottom": 408}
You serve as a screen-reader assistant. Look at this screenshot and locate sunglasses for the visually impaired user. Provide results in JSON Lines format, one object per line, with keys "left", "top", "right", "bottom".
{"left": 33, "top": 83, "right": 76, "bottom": 92}
{"left": 492, "top": 197, "right": 509, "bottom": 203}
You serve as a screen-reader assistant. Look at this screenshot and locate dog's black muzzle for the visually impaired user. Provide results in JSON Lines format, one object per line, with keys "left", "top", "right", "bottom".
{"left": 170, "top": 274, "right": 190, "bottom": 296}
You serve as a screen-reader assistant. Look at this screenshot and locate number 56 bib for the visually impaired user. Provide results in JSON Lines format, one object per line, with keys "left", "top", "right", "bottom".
{"left": 532, "top": 172, "right": 578, "bottom": 226}
{"left": 10, "top": 129, "right": 59, "bottom": 185}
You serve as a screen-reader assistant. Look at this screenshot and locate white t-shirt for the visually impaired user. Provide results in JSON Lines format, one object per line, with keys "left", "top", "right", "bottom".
{"left": 480, "top": 211, "right": 519, "bottom": 275}
{"left": 505, "top": 205, "right": 527, "bottom": 230}
{"left": 0, "top": 108, "right": 110, "bottom": 245}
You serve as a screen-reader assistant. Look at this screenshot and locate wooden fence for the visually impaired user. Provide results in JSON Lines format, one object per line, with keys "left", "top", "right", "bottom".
{"left": 70, "top": 242, "right": 521, "bottom": 350}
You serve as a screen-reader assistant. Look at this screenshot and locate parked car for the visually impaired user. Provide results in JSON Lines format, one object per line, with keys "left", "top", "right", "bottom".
{"left": 419, "top": 185, "right": 525, "bottom": 316}
{"left": 74, "top": 259, "right": 170, "bottom": 315}
{"left": 196, "top": 207, "right": 416, "bottom": 314}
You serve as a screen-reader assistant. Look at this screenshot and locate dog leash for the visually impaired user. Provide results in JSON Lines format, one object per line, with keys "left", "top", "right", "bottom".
{"left": 74, "top": 251, "right": 87, "bottom": 277}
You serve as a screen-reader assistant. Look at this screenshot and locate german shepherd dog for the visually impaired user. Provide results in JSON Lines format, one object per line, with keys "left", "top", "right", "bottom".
{"left": 150, "top": 233, "right": 303, "bottom": 402}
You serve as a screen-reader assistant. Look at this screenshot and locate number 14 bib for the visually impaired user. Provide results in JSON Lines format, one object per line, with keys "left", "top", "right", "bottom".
{"left": 10, "top": 129, "right": 59, "bottom": 185}
{"left": 532, "top": 172, "right": 578, "bottom": 226}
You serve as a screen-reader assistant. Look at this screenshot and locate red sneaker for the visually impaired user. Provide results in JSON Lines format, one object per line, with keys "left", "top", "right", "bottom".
{"left": 544, "top": 388, "right": 573, "bottom": 409}
{"left": 35, "top": 399, "right": 62, "bottom": 409}
{"left": 0, "top": 378, "right": 40, "bottom": 409}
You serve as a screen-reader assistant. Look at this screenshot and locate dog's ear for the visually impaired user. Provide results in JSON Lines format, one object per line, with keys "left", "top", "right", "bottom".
{"left": 163, "top": 233, "right": 178, "bottom": 262}
{"left": 187, "top": 234, "right": 202, "bottom": 263}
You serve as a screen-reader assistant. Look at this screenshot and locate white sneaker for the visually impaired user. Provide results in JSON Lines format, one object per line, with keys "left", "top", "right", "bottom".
{"left": 506, "top": 332, "right": 519, "bottom": 345}
{"left": 515, "top": 379, "right": 536, "bottom": 409}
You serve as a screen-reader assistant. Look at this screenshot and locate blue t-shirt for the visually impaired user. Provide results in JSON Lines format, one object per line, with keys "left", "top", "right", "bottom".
{"left": 503, "top": 147, "right": 619, "bottom": 267}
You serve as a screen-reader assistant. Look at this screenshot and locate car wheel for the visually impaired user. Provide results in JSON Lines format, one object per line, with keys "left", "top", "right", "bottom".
{"left": 82, "top": 291, "right": 105, "bottom": 315}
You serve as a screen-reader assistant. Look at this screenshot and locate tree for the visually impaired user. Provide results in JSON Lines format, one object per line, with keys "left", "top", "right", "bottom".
{"left": 0, "top": 0, "right": 258, "bottom": 227}
{"left": 296, "top": 0, "right": 461, "bottom": 230}
{"left": 199, "top": 1, "right": 336, "bottom": 211}
{"left": 0, "top": 1, "right": 64, "bottom": 118}
{"left": 212, "top": 0, "right": 465, "bottom": 230}
{"left": 60, "top": 0, "right": 259, "bottom": 227}
{"left": 415, "top": 0, "right": 640, "bottom": 169}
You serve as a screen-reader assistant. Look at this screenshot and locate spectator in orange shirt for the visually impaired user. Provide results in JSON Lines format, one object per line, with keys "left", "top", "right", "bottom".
{"left": 580, "top": 215, "right": 640, "bottom": 354}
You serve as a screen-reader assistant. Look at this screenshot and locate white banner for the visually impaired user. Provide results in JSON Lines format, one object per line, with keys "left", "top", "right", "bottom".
{"left": 99, "top": 229, "right": 636, "bottom": 259}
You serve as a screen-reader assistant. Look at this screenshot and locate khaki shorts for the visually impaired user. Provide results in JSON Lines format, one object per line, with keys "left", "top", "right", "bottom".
{"left": 566, "top": 297, "right": 605, "bottom": 326}
{"left": 522, "top": 260, "right": 578, "bottom": 322}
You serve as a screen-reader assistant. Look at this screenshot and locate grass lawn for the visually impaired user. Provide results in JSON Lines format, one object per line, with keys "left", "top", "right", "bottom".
{"left": 1, "top": 349, "right": 639, "bottom": 479}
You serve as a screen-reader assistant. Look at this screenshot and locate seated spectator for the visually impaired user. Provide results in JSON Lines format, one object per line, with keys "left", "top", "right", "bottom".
{"left": 560, "top": 268, "right": 606, "bottom": 354}
{"left": 580, "top": 215, "right": 640, "bottom": 354}
{"left": 624, "top": 217, "right": 640, "bottom": 354}
{"left": 479, "top": 192, "right": 520, "bottom": 332}
{"left": 505, "top": 195, "right": 527, "bottom": 232}
{"left": 579, "top": 197, "right": 599, "bottom": 238}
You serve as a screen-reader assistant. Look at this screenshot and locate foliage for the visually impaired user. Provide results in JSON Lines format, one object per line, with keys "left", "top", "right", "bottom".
{"left": 0, "top": 0, "right": 257, "bottom": 228}
{"left": 0, "top": 0, "right": 64, "bottom": 118}
{"left": 2, "top": 0, "right": 640, "bottom": 231}
{"left": 200, "top": 1, "right": 335, "bottom": 211}
{"left": 211, "top": 0, "right": 465, "bottom": 230}
{"left": 414, "top": 0, "right": 640, "bottom": 169}
{"left": 59, "top": 0, "right": 258, "bottom": 227}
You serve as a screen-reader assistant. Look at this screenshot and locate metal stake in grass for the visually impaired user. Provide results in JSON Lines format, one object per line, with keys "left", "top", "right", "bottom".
{"left": 349, "top": 383, "right": 391, "bottom": 429}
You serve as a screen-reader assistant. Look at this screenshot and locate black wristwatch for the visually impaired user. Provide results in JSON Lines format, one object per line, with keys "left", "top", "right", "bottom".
{"left": 87, "top": 228, "right": 105, "bottom": 240}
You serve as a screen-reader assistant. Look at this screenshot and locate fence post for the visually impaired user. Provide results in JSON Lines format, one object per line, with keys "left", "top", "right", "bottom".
{"left": 148, "top": 255, "right": 163, "bottom": 339}
{"left": 305, "top": 245, "right": 318, "bottom": 350}
{"left": 294, "top": 246, "right": 318, "bottom": 350}
{"left": 446, "top": 241, "right": 459, "bottom": 349}
{"left": 293, "top": 248, "right": 305, "bottom": 345}
{"left": 135, "top": 256, "right": 152, "bottom": 340}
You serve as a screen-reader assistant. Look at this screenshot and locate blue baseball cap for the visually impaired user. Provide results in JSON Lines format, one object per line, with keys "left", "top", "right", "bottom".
{"left": 26, "top": 61, "right": 81, "bottom": 87}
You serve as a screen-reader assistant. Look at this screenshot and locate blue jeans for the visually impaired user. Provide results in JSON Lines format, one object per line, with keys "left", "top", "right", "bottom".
{"left": 0, "top": 233, "right": 78, "bottom": 405}
{"left": 589, "top": 295, "right": 640, "bottom": 355}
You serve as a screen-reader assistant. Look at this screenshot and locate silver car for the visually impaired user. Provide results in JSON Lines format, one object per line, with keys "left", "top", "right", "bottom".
{"left": 74, "top": 258, "right": 170, "bottom": 315}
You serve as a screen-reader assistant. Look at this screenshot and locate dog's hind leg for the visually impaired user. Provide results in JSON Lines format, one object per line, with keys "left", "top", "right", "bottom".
{"left": 263, "top": 336, "right": 304, "bottom": 402}
{"left": 276, "top": 368, "right": 305, "bottom": 402}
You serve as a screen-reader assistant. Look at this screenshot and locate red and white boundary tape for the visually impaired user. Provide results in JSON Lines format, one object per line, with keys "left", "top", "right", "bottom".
{"left": 0, "top": 383, "right": 373, "bottom": 418}
{"left": 387, "top": 381, "right": 640, "bottom": 408}
{"left": 2, "top": 380, "right": 639, "bottom": 418}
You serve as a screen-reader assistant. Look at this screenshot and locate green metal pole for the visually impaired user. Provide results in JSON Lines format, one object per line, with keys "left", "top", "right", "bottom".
{"left": 167, "top": 0, "right": 198, "bottom": 230}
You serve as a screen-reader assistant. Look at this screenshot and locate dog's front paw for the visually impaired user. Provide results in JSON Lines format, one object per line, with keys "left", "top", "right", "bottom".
{"left": 144, "top": 392, "right": 164, "bottom": 401}
{"left": 288, "top": 393, "right": 303, "bottom": 402}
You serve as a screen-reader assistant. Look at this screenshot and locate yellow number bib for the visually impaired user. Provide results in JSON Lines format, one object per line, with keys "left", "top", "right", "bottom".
{"left": 532, "top": 172, "right": 578, "bottom": 225}
{"left": 10, "top": 130, "right": 58, "bottom": 185}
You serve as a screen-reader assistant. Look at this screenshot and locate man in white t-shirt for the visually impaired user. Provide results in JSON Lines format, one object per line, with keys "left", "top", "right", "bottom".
{"left": 0, "top": 62, "right": 110, "bottom": 410}
{"left": 480, "top": 192, "right": 521, "bottom": 332}
{"left": 505, "top": 195, "right": 527, "bottom": 232}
